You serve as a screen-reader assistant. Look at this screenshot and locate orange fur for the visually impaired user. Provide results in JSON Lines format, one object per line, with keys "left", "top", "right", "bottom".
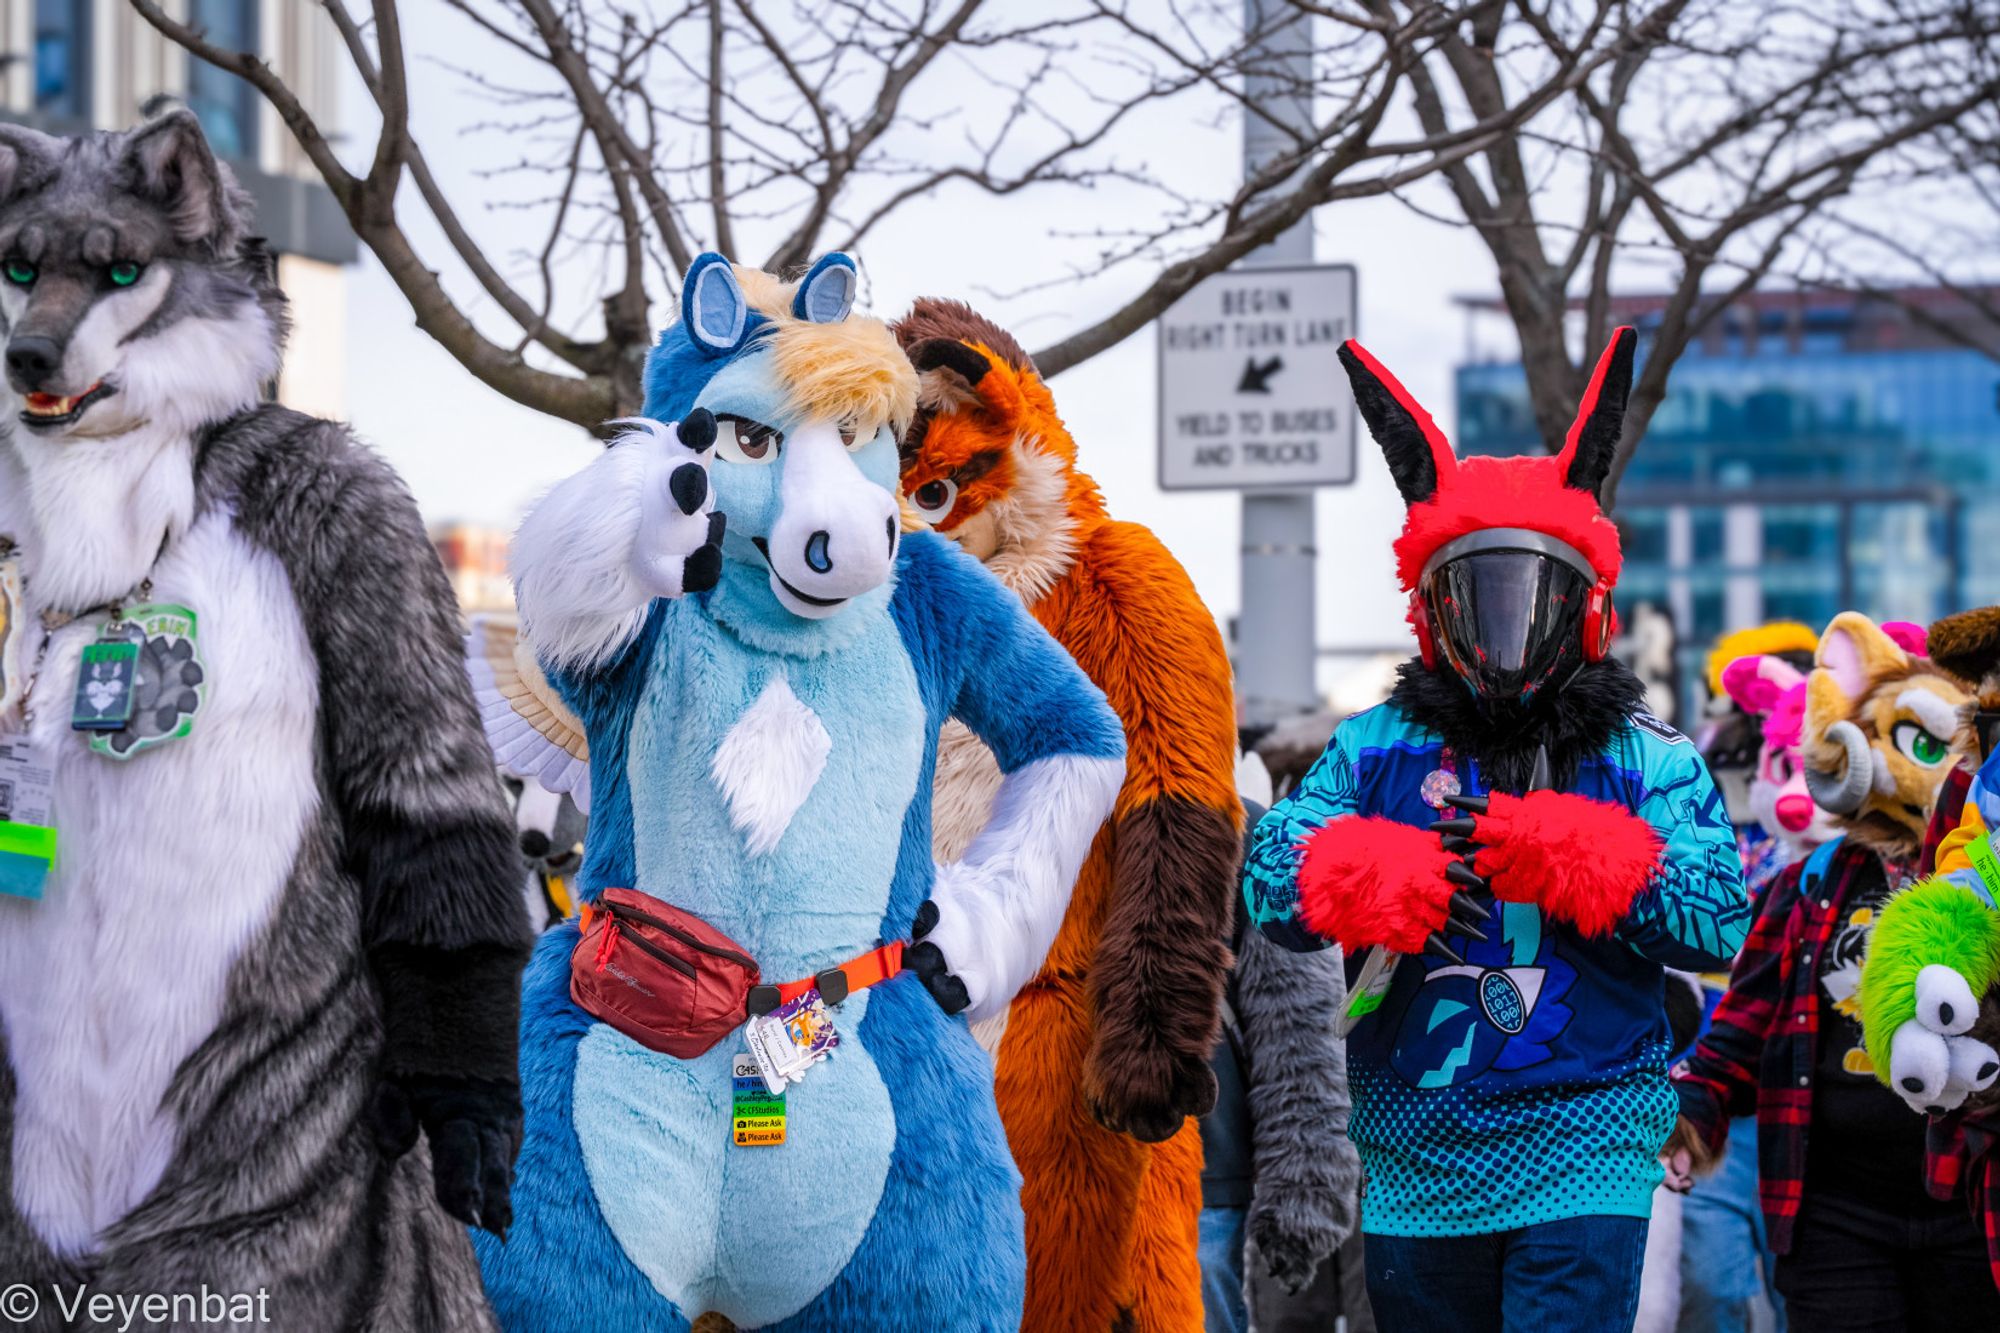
{"left": 897, "top": 301, "right": 1239, "bottom": 1333}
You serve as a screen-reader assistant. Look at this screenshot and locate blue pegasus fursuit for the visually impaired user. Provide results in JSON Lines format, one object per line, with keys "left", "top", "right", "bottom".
{"left": 478, "top": 252, "right": 1126, "bottom": 1331}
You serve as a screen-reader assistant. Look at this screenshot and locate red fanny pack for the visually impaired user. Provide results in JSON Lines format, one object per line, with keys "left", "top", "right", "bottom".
{"left": 569, "top": 886, "right": 906, "bottom": 1059}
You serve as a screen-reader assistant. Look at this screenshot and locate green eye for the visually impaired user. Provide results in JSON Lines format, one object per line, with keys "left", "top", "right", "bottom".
{"left": 1893, "top": 721, "right": 1950, "bottom": 767}
{"left": 107, "top": 261, "right": 142, "bottom": 287}
{"left": 4, "top": 259, "right": 34, "bottom": 286}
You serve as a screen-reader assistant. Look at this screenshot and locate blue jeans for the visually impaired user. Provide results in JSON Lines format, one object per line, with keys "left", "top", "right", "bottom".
{"left": 1364, "top": 1214, "right": 1650, "bottom": 1333}
{"left": 1680, "top": 1116, "right": 1785, "bottom": 1333}
{"left": 1199, "top": 1206, "right": 1249, "bottom": 1333}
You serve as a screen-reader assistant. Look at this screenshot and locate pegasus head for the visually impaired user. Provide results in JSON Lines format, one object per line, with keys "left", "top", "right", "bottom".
{"left": 892, "top": 299, "right": 1101, "bottom": 597}
{"left": 642, "top": 253, "right": 915, "bottom": 626}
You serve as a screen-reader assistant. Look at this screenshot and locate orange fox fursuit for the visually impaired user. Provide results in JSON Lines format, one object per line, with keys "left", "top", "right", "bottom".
{"left": 895, "top": 300, "right": 1240, "bottom": 1333}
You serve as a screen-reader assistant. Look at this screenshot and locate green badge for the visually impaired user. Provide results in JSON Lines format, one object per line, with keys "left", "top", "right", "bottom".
{"left": 1964, "top": 832, "right": 2000, "bottom": 911}
{"left": 71, "top": 639, "right": 140, "bottom": 731}
{"left": 87, "top": 604, "right": 205, "bottom": 760}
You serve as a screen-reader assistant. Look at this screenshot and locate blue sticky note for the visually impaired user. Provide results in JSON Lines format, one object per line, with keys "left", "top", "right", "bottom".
{"left": 0, "top": 847, "right": 49, "bottom": 899}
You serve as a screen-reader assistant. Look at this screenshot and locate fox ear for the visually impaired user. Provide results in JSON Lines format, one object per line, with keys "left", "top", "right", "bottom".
{"left": 909, "top": 338, "right": 1023, "bottom": 424}
{"left": 1559, "top": 326, "right": 1636, "bottom": 499}
{"left": 1338, "top": 340, "right": 1454, "bottom": 504}
{"left": 118, "top": 109, "right": 246, "bottom": 252}
{"left": 0, "top": 125, "right": 60, "bottom": 209}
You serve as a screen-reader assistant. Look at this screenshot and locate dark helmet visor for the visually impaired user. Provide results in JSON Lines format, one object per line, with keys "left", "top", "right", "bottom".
{"left": 1422, "top": 531, "right": 1595, "bottom": 701}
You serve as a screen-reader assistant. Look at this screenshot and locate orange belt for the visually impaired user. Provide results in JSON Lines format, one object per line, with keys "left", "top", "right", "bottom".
{"left": 747, "top": 940, "right": 905, "bottom": 1016}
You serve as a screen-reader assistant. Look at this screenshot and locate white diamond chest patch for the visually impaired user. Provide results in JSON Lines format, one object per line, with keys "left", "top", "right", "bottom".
{"left": 711, "top": 674, "right": 831, "bottom": 856}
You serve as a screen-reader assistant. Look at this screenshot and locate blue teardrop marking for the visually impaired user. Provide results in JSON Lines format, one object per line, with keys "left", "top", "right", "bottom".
{"left": 805, "top": 530, "right": 832, "bottom": 573}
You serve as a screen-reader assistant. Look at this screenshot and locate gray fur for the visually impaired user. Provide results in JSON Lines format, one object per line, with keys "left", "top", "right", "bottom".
{"left": 0, "top": 116, "right": 523, "bottom": 1329}
{"left": 1236, "top": 925, "right": 1362, "bottom": 1293}
{"left": 0, "top": 405, "right": 523, "bottom": 1331}
{"left": 0, "top": 111, "right": 283, "bottom": 395}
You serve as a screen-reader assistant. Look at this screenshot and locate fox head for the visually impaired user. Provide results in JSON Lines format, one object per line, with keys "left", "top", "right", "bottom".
{"left": 1804, "top": 613, "right": 1968, "bottom": 860}
{"left": 893, "top": 299, "right": 1102, "bottom": 598}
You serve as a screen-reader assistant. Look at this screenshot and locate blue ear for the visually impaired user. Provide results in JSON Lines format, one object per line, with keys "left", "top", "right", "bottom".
{"left": 792, "top": 254, "right": 857, "bottom": 324}
{"left": 682, "top": 253, "right": 749, "bottom": 358}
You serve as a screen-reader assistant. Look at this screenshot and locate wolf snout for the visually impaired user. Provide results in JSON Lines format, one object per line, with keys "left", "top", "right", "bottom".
{"left": 6, "top": 335, "right": 61, "bottom": 392}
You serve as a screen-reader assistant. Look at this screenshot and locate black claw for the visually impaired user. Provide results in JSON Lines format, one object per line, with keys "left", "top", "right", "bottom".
{"left": 706, "top": 511, "right": 727, "bottom": 545}
{"left": 1449, "top": 889, "right": 1486, "bottom": 917}
{"left": 1445, "top": 861, "right": 1488, "bottom": 891}
{"left": 1423, "top": 932, "right": 1465, "bottom": 965}
{"left": 1428, "top": 817, "right": 1478, "bottom": 837}
{"left": 1441, "top": 835, "right": 1477, "bottom": 854}
{"left": 1981, "top": 1062, "right": 1998, "bottom": 1082}
{"left": 1939, "top": 1002, "right": 1957, "bottom": 1028}
{"left": 682, "top": 544, "right": 722, "bottom": 594}
{"left": 668, "top": 461, "right": 708, "bottom": 516}
{"left": 1902, "top": 1076, "right": 1926, "bottom": 1093}
{"left": 912, "top": 899, "right": 940, "bottom": 940}
{"left": 678, "top": 407, "right": 717, "bottom": 452}
{"left": 1450, "top": 916, "right": 1490, "bottom": 943}
{"left": 1443, "top": 793, "right": 1490, "bottom": 815}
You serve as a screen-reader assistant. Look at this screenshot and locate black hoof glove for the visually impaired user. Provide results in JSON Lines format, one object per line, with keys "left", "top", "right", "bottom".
{"left": 907, "top": 900, "right": 970, "bottom": 1015}
{"left": 369, "top": 1073, "right": 523, "bottom": 1239}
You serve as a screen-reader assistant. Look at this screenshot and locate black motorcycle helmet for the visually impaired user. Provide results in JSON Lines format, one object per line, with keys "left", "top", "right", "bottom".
{"left": 1419, "top": 528, "right": 1596, "bottom": 703}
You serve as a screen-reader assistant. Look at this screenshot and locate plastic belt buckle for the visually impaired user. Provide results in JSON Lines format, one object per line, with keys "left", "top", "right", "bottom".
{"left": 746, "top": 984, "right": 781, "bottom": 1017}
{"left": 814, "top": 967, "right": 850, "bottom": 1006}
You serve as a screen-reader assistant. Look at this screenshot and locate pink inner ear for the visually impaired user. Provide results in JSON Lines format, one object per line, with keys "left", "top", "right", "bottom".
{"left": 1765, "top": 683, "right": 1807, "bottom": 750}
{"left": 1882, "top": 621, "right": 1928, "bottom": 656}
{"left": 1818, "top": 627, "right": 1869, "bottom": 700}
{"left": 1722, "top": 656, "right": 1779, "bottom": 714}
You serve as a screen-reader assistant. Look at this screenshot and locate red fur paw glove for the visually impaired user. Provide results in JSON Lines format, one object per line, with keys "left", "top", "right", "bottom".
{"left": 1297, "top": 816, "right": 1467, "bottom": 956}
{"left": 1454, "top": 791, "right": 1661, "bottom": 938}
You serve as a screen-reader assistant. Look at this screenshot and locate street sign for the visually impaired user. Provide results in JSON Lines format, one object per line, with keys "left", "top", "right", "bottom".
{"left": 1157, "top": 263, "right": 1358, "bottom": 491}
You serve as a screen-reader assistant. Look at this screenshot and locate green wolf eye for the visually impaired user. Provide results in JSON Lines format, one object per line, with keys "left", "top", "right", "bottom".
{"left": 3, "top": 260, "right": 34, "bottom": 286}
{"left": 108, "top": 261, "right": 143, "bottom": 288}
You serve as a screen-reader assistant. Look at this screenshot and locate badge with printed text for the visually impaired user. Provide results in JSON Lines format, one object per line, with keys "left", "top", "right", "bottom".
{"left": 0, "top": 737, "right": 56, "bottom": 900}
{"left": 85, "top": 604, "right": 205, "bottom": 760}
{"left": 732, "top": 1052, "right": 787, "bottom": 1147}
{"left": 71, "top": 639, "right": 140, "bottom": 731}
{"left": 745, "top": 987, "right": 840, "bottom": 1096}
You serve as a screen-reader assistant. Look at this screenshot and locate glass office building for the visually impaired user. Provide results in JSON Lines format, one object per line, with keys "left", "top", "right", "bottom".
{"left": 1456, "top": 289, "right": 2000, "bottom": 717}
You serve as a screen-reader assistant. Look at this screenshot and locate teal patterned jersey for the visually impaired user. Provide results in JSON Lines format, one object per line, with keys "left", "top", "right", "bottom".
{"left": 1244, "top": 702, "right": 1749, "bottom": 1236}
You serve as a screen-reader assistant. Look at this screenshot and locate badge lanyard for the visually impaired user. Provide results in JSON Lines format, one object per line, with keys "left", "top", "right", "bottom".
{"left": 0, "top": 535, "right": 202, "bottom": 898}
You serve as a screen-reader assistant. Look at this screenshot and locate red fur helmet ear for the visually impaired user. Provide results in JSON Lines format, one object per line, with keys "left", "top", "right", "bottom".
{"left": 1558, "top": 326, "right": 1636, "bottom": 500}
{"left": 1338, "top": 340, "right": 1456, "bottom": 505}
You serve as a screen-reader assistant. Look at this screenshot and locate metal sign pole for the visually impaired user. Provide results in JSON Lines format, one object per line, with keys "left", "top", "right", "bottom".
{"left": 1236, "top": 0, "right": 1318, "bottom": 726}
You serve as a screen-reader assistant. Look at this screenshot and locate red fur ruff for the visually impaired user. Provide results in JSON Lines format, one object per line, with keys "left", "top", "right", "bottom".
{"left": 1468, "top": 791, "right": 1662, "bottom": 937}
{"left": 1393, "top": 454, "right": 1623, "bottom": 592}
{"left": 1297, "top": 816, "right": 1458, "bottom": 955}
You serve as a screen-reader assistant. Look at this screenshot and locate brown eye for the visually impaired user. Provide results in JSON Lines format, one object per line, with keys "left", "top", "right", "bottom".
{"left": 715, "top": 414, "right": 781, "bottom": 464}
{"left": 912, "top": 477, "right": 958, "bottom": 524}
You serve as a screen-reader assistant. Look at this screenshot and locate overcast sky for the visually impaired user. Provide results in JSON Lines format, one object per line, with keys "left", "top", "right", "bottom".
{"left": 336, "top": 7, "right": 1516, "bottom": 686}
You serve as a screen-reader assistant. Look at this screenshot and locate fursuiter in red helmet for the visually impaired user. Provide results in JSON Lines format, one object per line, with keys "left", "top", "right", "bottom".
{"left": 1241, "top": 328, "right": 1751, "bottom": 1330}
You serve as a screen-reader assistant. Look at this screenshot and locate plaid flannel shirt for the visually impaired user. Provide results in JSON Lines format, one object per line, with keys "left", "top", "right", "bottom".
{"left": 1672, "top": 836, "right": 1974, "bottom": 1258}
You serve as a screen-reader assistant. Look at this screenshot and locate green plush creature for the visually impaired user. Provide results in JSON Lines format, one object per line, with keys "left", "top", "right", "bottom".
{"left": 1859, "top": 874, "right": 2000, "bottom": 1113}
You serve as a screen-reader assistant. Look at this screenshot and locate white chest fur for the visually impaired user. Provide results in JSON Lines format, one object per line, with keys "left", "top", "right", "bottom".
{"left": 0, "top": 509, "right": 320, "bottom": 1257}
